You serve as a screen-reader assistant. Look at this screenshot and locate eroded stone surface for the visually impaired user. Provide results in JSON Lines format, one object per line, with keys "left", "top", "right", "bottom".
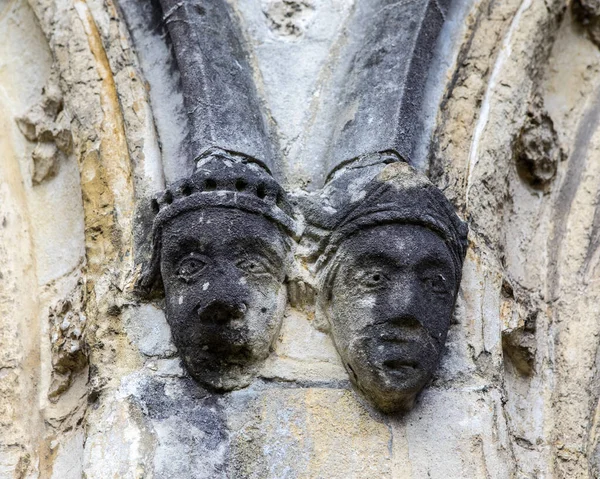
{"left": 48, "top": 280, "right": 88, "bottom": 401}
{"left": 125, "top": 303, "right": 177, "bottom": 358}
{"left": 261, "top": 0, "right": 316, "bottom": 38}
{"left": 4, "top": 0, "right": 600, "bottom": 477}
{"left": 16, "top": 72, "right": 72, "bottom": 185}
{"left": 140, "top": 150, "right": 298, "bottom": 391}
{"left": 573, "top": 0, "right": 600, "bottom": 46}
{"left": 514, "top": 94, "right": 564, "bottom": 189}
{"left": 306, "top": 160, "right": 467, "bottom": 412}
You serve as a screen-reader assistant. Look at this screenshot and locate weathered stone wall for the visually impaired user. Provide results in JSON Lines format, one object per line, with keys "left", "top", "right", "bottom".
{"left": 2, "top": 0, "right": 600, "bottom": 477}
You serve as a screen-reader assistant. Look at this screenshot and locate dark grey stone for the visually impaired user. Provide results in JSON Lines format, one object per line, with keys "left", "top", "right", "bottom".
{"left": 306, "top": 156, "right": 468, "bottom": 413}
{"left": 134, "top": 0, "right": 468, "bottom": 415}
{"left": 158, "top": 0, "right": 281, "bottom": 175}
{"left": 321, "top": 0, "right": 452, "bottom": 178}
{"left": 139, "top": 148, "right": 300, "bottom": 391}
{"left": 117, "top": 0, "right": 190, "bottom": 182}
{"left": 133, "top": 375, "right": 230, "bottom": 478}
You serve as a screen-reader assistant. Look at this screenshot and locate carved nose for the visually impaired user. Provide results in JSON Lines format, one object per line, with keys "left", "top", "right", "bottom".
{"left": 387, "top": 281, "right": 419, "bottom": 316}
{"left": 197, "top": 300, "right": 247, "bottom": 324}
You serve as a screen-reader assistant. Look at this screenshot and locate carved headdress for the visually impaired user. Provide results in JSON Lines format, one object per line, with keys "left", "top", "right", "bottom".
{"left": 310, "top": 152, "right": 468, "bottom": 293}
{"left": 139, "top": 148, "right": 301, "bottom": 292}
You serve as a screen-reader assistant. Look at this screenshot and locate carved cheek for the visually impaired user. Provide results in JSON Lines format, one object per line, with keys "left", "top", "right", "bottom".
{"left": 166, "top": 276, "right": 198, "bottom": 300}
{"left": 330, "top": 293, "right": 372, "bottom": 347}
{"left": 245, "top": 284, "right": 274, "bottom": 318}
{"left": 164, "top": 284, "right": 200, "bottom": 328}
{"left": 162, "top": 271, "right": 216, "bottom": 321}
{"left": 431, "top": 296, "right": 455, "bottom": 338}
{"left": 350, "top": 295, "right": 379, "bottom": 330}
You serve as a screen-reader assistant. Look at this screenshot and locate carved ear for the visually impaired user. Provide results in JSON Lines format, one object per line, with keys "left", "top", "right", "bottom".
{"left": 134, "top": 229, "right": 165, "bottom": 300}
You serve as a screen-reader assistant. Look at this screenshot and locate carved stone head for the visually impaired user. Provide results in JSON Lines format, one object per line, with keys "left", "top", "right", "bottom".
{"left": 317, "top": 161, "right": 468, "bottom": 413}
{"left": 140, "top": 149, "right": 299, "bottom": 390}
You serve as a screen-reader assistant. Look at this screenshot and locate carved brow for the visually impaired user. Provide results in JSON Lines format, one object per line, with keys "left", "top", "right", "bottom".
{"left": 352, "top": 251, "right": 399, "bottom": 266}
{"left": 164, "top": 236, "right": 205, "bottom": 261}
{"left": 234, "top": 237, "right": 285, "bottom": 269}
{"left": 415, "top": 256, "right": 455, "bottom": 281}
{"left": 415, "top": 255, "right": 448, "bottom": 269}
{"left": 352, "top": 251, "right": 452, "bottom": 274}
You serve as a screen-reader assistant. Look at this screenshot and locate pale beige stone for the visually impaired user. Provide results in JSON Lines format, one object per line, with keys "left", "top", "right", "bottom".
{"left": 2, "top": 0, "right": 600, "bottom": 477}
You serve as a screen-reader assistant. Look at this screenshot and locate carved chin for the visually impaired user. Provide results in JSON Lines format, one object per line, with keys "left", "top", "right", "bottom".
{"left": 344, "top": 336, "right": 435, "bottom": 413}
{"left": 180, "top": 343, "right": 264, "bottom": 391}
{"left": 170, "top": 319, "right": 274, "bottom": 391}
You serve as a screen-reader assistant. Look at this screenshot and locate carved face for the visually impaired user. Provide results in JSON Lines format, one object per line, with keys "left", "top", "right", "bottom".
{"left": 160, "top": 208, "right": 288, "bottom": 390}
{"left": 326, "top": 224, "right": 457, "bottom": 412}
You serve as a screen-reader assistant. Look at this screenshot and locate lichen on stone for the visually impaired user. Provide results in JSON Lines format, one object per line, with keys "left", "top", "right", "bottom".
{"left": 261, "top": 0, "right": 316, "bottom": 38}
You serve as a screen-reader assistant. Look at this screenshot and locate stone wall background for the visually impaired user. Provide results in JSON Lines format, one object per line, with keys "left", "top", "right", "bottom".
{"left": 1, "top": 0, "right": 600, "bottom": 477}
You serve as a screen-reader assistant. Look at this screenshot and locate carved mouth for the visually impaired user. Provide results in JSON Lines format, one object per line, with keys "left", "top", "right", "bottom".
{"left": 180, "top": 321, "right": 250, "bottom": 354}
{"left": 184, "top": 343, "right": 255, "bottom": 369}
{"left": 382, "top": 359, "right": 418, "bottom": 371}
{"left": 379, "top": 334, "right": 410, "bottom": 344}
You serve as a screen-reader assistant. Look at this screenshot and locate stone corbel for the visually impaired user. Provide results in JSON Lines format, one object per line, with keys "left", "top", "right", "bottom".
{"left": 303, "top": 152, "right": 468, "bottom": 412}
{"left": 139, "top": 148, "right": 301, "bottom": 391}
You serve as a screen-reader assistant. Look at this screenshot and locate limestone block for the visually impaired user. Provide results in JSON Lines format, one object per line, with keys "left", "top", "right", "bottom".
{"left": 124, "top": 304, "right": 177, "bottom": 359}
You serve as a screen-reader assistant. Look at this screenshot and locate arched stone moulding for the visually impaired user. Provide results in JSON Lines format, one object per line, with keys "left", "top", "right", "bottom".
{"left": 0, "top": 1, "right": 88, "bottom": 475}
{"left": 2, "top": 0, "right": 600, "bottom": 477}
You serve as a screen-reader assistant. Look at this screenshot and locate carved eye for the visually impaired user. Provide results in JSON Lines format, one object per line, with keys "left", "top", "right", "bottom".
{"left": 237, "top": 257, "right": 270, "bottom": 276}
{"left": 423, "top": 274, "right": 449, "bottom": 294}
{"left": 176, "top": 255, "right": 207, "bottom": 282}
{"left": 358, "top": 270, "right": 388, "bottom": 289}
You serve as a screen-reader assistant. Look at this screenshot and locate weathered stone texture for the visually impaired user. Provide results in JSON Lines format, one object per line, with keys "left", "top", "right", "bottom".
{"left": 2, "top": 0, "right": 600, "bottom": 477}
